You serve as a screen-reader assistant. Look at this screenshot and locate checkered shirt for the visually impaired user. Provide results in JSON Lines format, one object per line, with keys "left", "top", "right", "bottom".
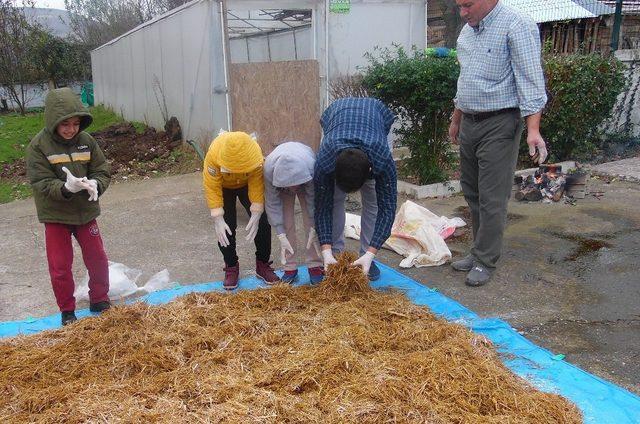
{"left": 314, "top": 97, "right": 397, "bottom": 249}
{"left": 454, "top": 1, "right": 547, "bottom": 117}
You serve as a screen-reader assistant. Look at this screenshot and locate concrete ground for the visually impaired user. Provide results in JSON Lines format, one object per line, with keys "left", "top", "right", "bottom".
{"left": 1, "top": 171, "right": 639, "bottom": 395}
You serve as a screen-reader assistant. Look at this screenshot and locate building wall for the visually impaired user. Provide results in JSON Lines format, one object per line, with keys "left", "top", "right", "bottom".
{"left": 91, "top": 0, "right": 228, "bottom": 142}
{"left": 620, "top": 15, "right": 640, "bottom": 49}
{"left": 327, "top": 0, "right": 425, "bottom": 78}
{"left": 605, "top": 48, "right": 640, "bottom": 137}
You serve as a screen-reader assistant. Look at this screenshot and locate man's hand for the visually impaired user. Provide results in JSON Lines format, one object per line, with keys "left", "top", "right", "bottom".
{"left": 62, "top": 167, "right": 90, "bottom": 193}
{"left": 321, "top": 247, "right": 338, "bottom": 268}
{"left": 212, "top": 213, "right": 232, "bottom": 247}
{"left": 351, "top": 251, "right": 376, "bottom": 275}
{"left": 449, "top": 108, "right": 462, "bottom": 145}
{"left": 306, "top": 227, "right": 321, "bottom": 257}
{"left": 277, "top": 233, "right": 294, "bottom": 265}
{"left": 448, "top": 121, "right": 460, "bottom": 145}
{"left": 85, "top": 179, "right": 99, "bottom": 201}
{"left": 527, "top": 131, "right": 547, "bottom": 164}
{"left": 245, "top": 211, "right": 262, "bottom": 241}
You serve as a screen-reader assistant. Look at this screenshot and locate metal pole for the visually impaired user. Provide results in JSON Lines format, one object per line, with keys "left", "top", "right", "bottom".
{"left": 611, "top": 0, "right": 624, "bottom": 51}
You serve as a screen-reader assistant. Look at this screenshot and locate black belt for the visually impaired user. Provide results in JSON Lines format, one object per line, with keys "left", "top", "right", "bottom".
{"left": 463, "top": 107, "right": 519, "bottom": 122}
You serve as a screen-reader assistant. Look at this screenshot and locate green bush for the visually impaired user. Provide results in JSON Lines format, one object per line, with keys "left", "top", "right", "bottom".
{"left": 539, "top": 53, "right": 626, "bottom": 161}
{"left": 361, "top": 47, "right": 626, "bottom": 181}
{"left": 361, "top": 46, "right": 459, "bottom": 185}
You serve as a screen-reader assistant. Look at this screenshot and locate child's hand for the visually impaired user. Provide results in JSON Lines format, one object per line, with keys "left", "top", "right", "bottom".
{"left": 62, "top": 167, "right": 90, "bottom": 193}
{"left": 85, "top": 179, "right": 99, "bottom": 201}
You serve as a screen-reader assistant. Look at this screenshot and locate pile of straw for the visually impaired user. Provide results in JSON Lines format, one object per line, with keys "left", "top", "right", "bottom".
{"left": 1, "top": 253, "right": 581, "bottom": 423}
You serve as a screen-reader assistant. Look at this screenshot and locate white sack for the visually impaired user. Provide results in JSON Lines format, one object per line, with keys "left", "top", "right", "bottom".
{"left": 344, "top": 201, "right": 466, "bottom": 268}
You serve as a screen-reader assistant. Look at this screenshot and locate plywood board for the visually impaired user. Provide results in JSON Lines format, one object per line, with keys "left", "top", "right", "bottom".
{"left": 229, "top": 60, "right": 321, "bottom": 156}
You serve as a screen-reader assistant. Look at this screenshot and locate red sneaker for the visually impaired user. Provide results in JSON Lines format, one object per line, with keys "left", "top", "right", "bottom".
{"left": 223, "top": 263, "right": 239, "bottom": 290}
{"left": 281, "top": 269, "right": 298, "bottom": 284}
{"left": 308, "top": 266, "right": 325, "bottom": 284}
{"left": 256, "top": 260, "right": 280, "bottom": 284}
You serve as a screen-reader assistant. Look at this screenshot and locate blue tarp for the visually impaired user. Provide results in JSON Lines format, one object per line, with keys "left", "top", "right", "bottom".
{"left": 2, "top": 263, "right": 639, "bottom": 423}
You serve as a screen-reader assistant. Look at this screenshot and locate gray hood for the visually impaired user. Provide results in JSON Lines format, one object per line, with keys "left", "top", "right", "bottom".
{"left": 265, "top": 141, "right": 315, "bottom": 188}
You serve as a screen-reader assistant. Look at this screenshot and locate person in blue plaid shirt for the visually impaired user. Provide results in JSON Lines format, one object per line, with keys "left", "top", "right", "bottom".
{"left": 314, "top": 97, "right": 397, "bottom": 281}
{"left": 449, "top": 0, "right": 548, "bottom": 287}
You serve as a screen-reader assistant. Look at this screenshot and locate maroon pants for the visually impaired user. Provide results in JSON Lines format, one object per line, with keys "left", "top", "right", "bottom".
{"left": 45, "top": 219, "right": 110, "bottom": 312}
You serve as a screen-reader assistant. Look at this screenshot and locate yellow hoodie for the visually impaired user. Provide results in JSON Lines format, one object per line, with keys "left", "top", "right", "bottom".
{"left": 203, "top": 131, "right": 264, "bottom": 217}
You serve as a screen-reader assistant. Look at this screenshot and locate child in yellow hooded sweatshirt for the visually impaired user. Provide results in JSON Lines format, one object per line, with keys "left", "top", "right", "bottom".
{"left": 203, "top": 131, "right": 279, "bottom": 289}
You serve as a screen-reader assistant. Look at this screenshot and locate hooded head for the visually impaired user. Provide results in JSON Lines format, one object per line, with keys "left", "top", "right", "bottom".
{"left": 272, "top": 153, "right": 313, "bottom": 188}
{"left": 44, "top": 88, "right": 93, "bottom": 143}
{"left": 216, "top": 131, "right": 264, "bottom": 173}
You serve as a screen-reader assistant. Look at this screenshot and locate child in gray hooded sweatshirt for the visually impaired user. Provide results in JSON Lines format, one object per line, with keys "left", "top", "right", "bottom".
{"left": 263, "top": 141, "right": 324, "bottom": 283}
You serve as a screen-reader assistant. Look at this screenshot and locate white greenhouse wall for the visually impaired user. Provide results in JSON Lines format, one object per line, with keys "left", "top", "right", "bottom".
{"left": 327, "top": 0, "right": 425, "bottom": 78}
{"left": 90, "top": 0, "right": 425, "bottom": 137}
{"left": 91, "top": 0, "right": 228, "bottom": 141}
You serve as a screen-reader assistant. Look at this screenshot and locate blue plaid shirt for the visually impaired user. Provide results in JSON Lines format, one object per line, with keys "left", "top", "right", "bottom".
{"left": 314, "top": 97, "right": 397, "bottom": 249}
{"left": 454, "top": 1, "right": 547, "bottom": 117}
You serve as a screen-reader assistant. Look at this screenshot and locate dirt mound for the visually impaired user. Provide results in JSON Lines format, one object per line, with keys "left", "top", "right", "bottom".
{"left": 1, "top": 122, "right": 190, "bottom": 182}
{"left": 92, "top": 123, "right": 183, "bottom": 176}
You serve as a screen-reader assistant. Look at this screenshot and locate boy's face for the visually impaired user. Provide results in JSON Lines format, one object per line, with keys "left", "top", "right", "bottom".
{"left": 56, "top": 117, "right": 81, "bottom": 140}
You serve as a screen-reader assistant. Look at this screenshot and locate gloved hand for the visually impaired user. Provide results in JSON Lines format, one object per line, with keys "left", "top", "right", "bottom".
{"left": 85, "top": 179, "right": 99, "bottom": 201}
{"left": 321, "top": 248, "right": 338, "bottom": 268}
{"left": 306, "top": 227, "right": 321, "bottom": 257}
{"left": 277, "top": 233, "right": 294, "bottom": 265}
{"left": 351, "top": 251, "right": 376, "bottom": 275}
{"left": 62, "top": 166, "right": 90, "bottom": 193}
{"left": 212, "top": 212, "right": 232, "bottom": 247}
{"left": 527, "top": 132, "right": 548, "bottom": 164}
{"left": 245, "top": 211, "right": 262, "bottom": 241}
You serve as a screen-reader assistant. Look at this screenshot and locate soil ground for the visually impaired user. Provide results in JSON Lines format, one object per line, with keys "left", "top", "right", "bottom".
{"left": 1, "top": 122, "right": 200, "bottom": 183}
{"left": 1, "top": 172, "right": 638, "bottom": 396}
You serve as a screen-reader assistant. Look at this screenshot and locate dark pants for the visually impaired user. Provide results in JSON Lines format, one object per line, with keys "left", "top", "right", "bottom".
{"left": 459, "top": 109, "right": 524, "bottom": 268}
{"left": 219, "top": 186, "right": 271, "bottom": 266}
{"left": 45, "top": 219, "right": 110, "bottom": 312}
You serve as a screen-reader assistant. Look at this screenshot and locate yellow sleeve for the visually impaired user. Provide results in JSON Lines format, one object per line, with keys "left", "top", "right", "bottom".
{"left": 202, "top": 149, "right": 224, "bottom": 215}
{"left": 247, "top": 165, "right": 264, "bottom": 213}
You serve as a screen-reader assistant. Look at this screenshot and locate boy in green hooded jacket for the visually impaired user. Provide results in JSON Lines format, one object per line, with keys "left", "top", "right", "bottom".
{"left": 26, "top": 88, "right": 111, "bottom": 326}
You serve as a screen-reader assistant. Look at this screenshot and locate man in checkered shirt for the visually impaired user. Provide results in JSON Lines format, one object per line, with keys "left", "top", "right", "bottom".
{"left": 314, "top": 97, "right": 397, "bottom": 281}
{"left": 449, "top": 0, "right": 548, "bottom": 286}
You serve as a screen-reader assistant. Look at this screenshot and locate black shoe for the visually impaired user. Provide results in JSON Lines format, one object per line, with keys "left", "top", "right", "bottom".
{"left": 89, "top": 301, "right": 111, "bottom": 313}
{"left": 61, "top": 311, "right": 77, "bottom": 326}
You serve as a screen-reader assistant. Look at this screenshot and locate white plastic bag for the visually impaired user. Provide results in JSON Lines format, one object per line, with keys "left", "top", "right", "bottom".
{"left": 344, "top": 201, "right": 466, "bottom": 268}
{"left": 74, "top": 262, "right": 176, "bottom": 301}
{"left": 74, "top": 261, "right": 141, "bottom": 301}
{"left": 140, "top": 269, "right": 173, "bottom": 293}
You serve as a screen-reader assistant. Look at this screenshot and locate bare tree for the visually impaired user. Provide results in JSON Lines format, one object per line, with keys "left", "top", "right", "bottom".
{"left": 0, "top": 0, "right": 39, "bottom": 114}
{"left": 65, "top": 0, "right": 190, "bottom": 47}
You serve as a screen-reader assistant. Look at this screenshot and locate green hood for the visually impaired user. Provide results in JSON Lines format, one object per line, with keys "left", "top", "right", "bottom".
{"left": 44, "top": 88, "right": 93, "bottom": 142}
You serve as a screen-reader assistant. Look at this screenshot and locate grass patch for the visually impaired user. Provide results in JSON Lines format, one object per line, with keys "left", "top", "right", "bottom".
{"left": 0, "top": 106, "right": 144, "bottom": 164}
{"left": 0, "top": 180, "right": 32, "bottom": 204}
{"left": 0, "top": 113, "right": 42, "bottom": 164}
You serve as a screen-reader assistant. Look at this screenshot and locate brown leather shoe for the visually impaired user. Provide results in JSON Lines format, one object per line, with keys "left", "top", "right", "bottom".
{"left": 223, "top": 263, "right": 240, "bottom": 290}
{"left": 256, "top": 260, "right": 280, "bottom": 284}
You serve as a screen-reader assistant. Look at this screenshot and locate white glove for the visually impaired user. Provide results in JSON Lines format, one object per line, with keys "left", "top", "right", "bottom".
{"left": 85, "top": 179, "right": 99, "bottom": 201}
{"left": 212, "top": 213, "right": 232, "bottom": 247}
{"left": 245, "top": 211, "right": 262, "bottom": 241}
{"left": 306, "top": 227, "right": 321, "bottom": 257}
{"left": 351, "top": 251, "right": 376, "bottom": 275}
{"left": 321, "top": 248, "right": 338, "bottom": 268}
{"left": 62, "top": 166, "right": 90, "bottom": 193}
{"left": 277, "top": 233, "right": 294, "bottom": 265}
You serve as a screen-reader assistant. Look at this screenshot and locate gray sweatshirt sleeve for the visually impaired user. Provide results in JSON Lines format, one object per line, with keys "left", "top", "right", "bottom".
{"left": 264, "top": 179, "right": 285, "bottom": 235}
